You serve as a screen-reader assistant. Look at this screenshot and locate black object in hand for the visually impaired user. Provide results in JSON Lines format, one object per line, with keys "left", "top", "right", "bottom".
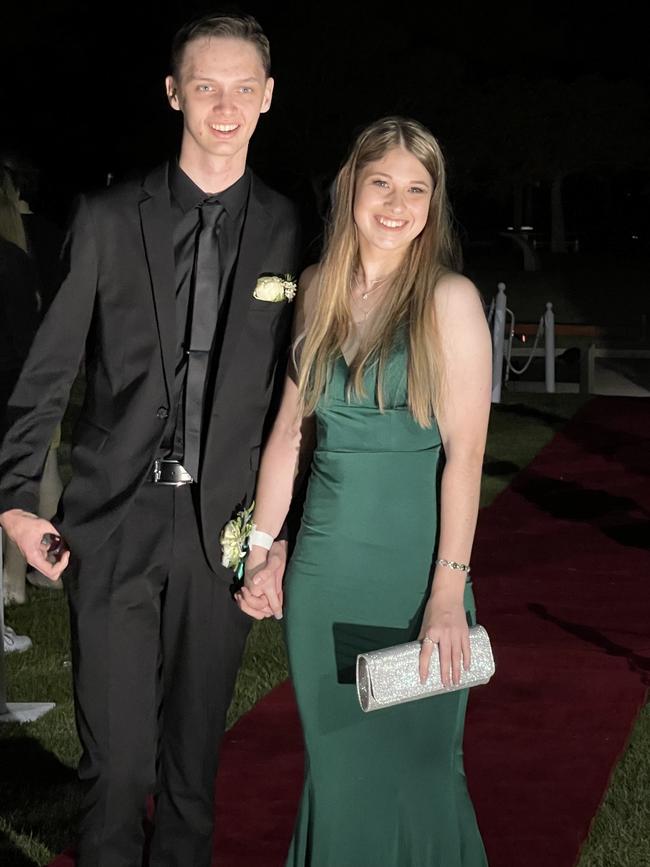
{"left": 41, "top": 532, "right": 69, "bottom": 564}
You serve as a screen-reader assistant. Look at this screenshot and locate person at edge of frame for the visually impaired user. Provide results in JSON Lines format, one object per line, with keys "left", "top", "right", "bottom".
{"left": 0, "top": 10, "right": 302, "bottom": 867}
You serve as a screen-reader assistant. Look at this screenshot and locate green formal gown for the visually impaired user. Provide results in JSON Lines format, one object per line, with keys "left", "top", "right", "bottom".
{"left": 283, "top": 340, "right": 488, "bottom": 867}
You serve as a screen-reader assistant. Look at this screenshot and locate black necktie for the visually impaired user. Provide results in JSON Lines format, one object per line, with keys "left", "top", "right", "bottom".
{"left": 183, "top": 197, "right": 224, "bottom": 481}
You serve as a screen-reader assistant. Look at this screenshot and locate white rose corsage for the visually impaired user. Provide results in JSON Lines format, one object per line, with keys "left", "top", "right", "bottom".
{"left": 253, "top": 273, "right": 297, "bottom": 303}
{"left": 220, "top": 501, "right": 255, "bottom": 579}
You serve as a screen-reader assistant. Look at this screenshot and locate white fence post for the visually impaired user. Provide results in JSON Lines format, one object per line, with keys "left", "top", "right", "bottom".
{"left": 0, "top": 529, "right": 7, "bottom": 715}
{"left": 544, "top": 302, "right": 556, "bottom": 393}
{"left": 491, "top": 282, "right": 507, "bottom": 403}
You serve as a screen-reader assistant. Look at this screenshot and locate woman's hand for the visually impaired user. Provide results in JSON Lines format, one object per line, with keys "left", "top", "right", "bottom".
{"left": 234, "top": 541, "right": 287, "bottom": 620}
{"left": 418, "top": 589, "right": 471, "bottom": 687}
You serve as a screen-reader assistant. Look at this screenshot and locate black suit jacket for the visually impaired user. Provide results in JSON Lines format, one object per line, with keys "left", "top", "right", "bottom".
{"left": 0, "top": 162, "right": 301, "bottom": 574}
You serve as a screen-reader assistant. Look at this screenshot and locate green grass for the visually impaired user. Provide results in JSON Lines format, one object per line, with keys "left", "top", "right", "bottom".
{"left": 1, "top": 390, "right": 648, "bottom": 867}
{"left": 479, "top": 391, "right": 590, "bottom": 507}
{"left": 575, "top": 703, "right": 650, "bottom": 867}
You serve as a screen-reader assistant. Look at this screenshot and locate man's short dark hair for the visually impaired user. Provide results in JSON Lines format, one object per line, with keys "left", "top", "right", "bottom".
{"left": 170, "top": 10, "right": 271, "bottom": 80}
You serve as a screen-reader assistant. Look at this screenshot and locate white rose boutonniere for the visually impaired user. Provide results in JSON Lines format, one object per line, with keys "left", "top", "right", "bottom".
{"left": 220, "top": 501, "right": 255, "bottom": 579}
{"left": 253, "top": 273, "right": 297, "bottom": 303}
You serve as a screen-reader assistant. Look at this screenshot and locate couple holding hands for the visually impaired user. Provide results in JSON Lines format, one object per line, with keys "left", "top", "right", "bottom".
{"left": 0, "top": 10, "right": 490, "bottom": 867}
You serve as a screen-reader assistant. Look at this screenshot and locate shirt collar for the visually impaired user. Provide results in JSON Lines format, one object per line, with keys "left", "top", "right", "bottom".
{"left": 169, "top": 162, "right": 205, "bottom": 214}
{"left": 213, "top": 169, "right": 250, "bottom": 219}
{"left": 169, "top": 162, "right": 250, "bottom": 218}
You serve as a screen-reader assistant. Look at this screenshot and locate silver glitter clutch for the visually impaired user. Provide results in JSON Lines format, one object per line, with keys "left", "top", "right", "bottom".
{"left": 356, "top": 624, "right": 495, "bottom": 712}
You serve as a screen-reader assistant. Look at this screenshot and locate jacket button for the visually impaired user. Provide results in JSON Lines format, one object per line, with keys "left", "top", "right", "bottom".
{"left": 156, "top": 406, "right": 169, "bottom": 419}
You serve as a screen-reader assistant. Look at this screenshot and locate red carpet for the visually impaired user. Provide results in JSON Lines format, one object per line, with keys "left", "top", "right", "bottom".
{"left": 49, "top": 395, "right": 650, "bottom": 867}
{"left": 462, "top": 395, "right": 650, "bottom": 866}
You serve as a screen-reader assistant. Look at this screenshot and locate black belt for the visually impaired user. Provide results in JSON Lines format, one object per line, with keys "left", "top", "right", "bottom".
{"left": 149, "top": 459, "right": 194, "bottom": 486}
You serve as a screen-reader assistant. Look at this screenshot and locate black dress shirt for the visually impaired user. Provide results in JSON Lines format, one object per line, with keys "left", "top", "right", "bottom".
{"left": 160, "top": 162, "right": 250, "bottom": 461}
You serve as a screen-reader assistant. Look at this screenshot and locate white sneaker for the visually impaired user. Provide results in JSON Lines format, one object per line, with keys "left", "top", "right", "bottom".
{"left": 3, "top": 626, "right": 33, "bottom": 653}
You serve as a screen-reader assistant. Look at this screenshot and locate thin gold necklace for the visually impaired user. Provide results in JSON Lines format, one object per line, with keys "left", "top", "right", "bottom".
{"left": 358, "top": 273, "right": 388, "bottom": 297}
{"left": 360, "top": 280, "right": 383, "bottom": 301}
{"left": 353, "top": 275, "right": 387, "bottom": 320}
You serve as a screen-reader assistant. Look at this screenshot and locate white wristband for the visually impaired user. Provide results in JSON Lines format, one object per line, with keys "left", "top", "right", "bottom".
{"left": 249, "top": 526, "right": 274, "bottom": 551}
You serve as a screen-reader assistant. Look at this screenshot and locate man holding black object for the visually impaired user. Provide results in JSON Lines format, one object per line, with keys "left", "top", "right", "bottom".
{"left": 0, "top": 11, "right": 300, "bottom": 866}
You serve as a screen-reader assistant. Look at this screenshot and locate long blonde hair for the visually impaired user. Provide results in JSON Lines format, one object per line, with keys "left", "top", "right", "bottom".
{"left": 0, "top": 169, "right": 27, "bottom": 251}
{"left": 297, "top": 116, "right": 462, "bottom": 427}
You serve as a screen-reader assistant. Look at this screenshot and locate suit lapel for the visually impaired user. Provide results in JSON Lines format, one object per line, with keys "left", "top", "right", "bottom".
{"left": 213, "top": 177, "right": 273, "bottom": 397}
{"left": 139, "top": 164, "right": 176, "bottom": 404}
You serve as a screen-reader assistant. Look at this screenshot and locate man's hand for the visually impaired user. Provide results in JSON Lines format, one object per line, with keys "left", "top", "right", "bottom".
{"left": 235, "top": 539, "right": 287, "bottom": 620}
{"left": 0, "top": 509, "right": 69, "bottom": 582}
{"left": 235, "top": 583, "right": 274, "bottom": 620}
{"left": 250, "top": 539, "right": 286, "bottom": 619}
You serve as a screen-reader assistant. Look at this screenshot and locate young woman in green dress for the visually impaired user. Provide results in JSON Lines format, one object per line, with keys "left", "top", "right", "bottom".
{"left": 236, "top": 116, "right": 492, "bottom": 866}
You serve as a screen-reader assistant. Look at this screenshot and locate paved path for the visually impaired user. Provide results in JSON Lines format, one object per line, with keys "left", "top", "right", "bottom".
{"left": 593, "top": 358, "right": 650, "bottom": 396}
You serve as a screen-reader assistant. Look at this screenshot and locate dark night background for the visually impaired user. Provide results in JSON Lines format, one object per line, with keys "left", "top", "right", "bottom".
{"left": 2, "top": 0, "right": 649, "bottom": 271}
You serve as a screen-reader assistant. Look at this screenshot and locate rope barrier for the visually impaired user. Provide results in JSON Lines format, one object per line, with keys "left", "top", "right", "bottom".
{"left": 506, "top": 313, "right": 545, "bottom": 377}
{"left": 490, "top": 282, "right": 555, "bottom": 400}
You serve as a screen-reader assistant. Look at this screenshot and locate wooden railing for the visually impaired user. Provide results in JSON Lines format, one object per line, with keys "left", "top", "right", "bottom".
{"left": 489, "top": 283, "right": 650, "bottom": 396}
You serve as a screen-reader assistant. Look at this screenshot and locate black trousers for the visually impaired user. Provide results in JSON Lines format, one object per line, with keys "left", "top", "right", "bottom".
{"left": 65, "top": 483, "right": 251, "bottom": 867}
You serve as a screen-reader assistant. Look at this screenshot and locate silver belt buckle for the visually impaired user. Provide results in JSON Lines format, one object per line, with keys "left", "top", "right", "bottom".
{"left": 152, "top": 460, "right": 163, "bottom": 484}
{"left": 151, "top": 459, "right": 194, "bottom": 486}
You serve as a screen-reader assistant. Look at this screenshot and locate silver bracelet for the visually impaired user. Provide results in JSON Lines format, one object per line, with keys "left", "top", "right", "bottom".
{"left": 434, "top": 558, "right": 471, "bottom": 574}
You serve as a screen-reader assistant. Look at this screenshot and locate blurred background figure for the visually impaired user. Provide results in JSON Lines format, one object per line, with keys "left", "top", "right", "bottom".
{"left": 0, "top": 166, "right": 39, "bottom": 647}
{"left": 0, "top": 151, "right": 65, "bottom": 315}
{"left": 0, "top": 162, "right": 64, "bottom": 603}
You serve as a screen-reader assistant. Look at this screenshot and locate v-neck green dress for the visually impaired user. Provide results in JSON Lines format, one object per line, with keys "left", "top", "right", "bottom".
{"left": 283, "top": 343, "right": 488, "bottom": 866}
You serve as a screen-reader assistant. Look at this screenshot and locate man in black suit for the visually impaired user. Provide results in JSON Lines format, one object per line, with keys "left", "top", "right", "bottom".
{"left": 0, "top": 11, "right": 300, "bottom": 867}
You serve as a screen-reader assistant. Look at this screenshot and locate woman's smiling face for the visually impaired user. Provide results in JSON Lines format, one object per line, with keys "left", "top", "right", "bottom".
{"left": 353, "top": 146, "right": 433, "bottom": 257}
